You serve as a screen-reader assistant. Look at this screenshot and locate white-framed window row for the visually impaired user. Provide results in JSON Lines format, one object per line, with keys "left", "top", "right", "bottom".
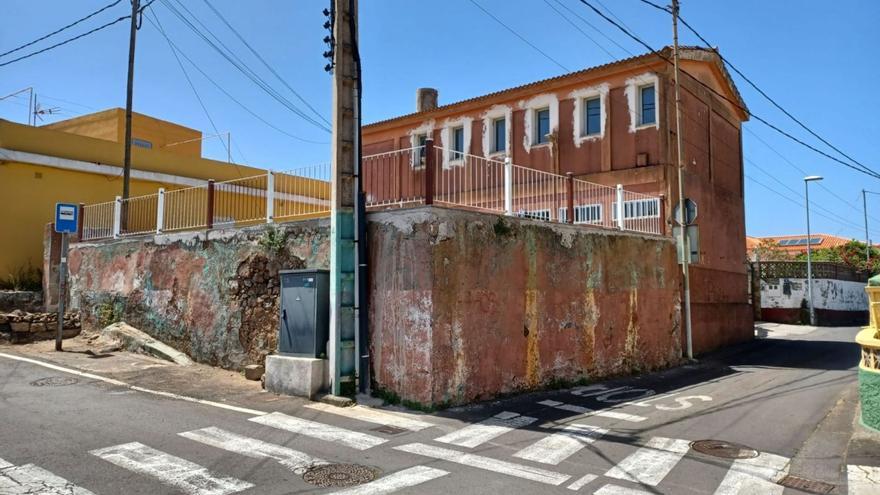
{"left": 611, "top": 198, "right": 661, "bottom": 221}
{"left": 558, "top": 204, "right": 603, "bottom": 224}
{"left": 516, "top": 209, "right": 551, "bottom": 222}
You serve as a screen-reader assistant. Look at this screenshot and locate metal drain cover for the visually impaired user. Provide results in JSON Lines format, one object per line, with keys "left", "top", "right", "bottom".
{"left": 30, "top": 376, "right": 79, "bottom": 387}
{"left": 690, "top": 440, "right": 758, "bottom": 459}
{"left": 372, "top": 425, "right": 407, "bottom": 435}
{"left": 777, "top": 475, "right": 835, "bottom": 494}
{"left": 302, "top": 464, "right": 378, "bottom": 487}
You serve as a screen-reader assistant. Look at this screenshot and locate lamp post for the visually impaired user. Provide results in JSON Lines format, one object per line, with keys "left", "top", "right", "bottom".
{"left": 804, "top": 175, "right": 823, "bottom": 326}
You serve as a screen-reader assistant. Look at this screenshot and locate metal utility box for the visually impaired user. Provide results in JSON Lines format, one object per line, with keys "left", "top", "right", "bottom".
{"left": 278, "top": 269, "right": 330, "bottom": 357}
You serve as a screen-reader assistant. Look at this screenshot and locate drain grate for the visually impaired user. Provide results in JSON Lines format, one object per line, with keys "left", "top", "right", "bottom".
{"left": 690, "top": 440, "right": 758, "bottom": 459}
{"left": 302, "top": 464, "right": 378, "bottom": 488}
{"left": 30, "top": 376, "right": 79, "bottom": 387}
{"left": 777, "top": 475, "right": 835, "bottom": 494}
{"left": 371, "top": 425, "right": 407, "bottom": 435}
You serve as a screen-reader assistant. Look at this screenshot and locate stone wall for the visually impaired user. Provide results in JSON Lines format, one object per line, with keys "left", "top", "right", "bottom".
{"left": 67, "top": 220, "right": 329, "bottom": 369}
{"left": 368, "top": 208, "right": 682, "bottom": 407}
{"left": 0, "top": 310, "right": 80, "bottom": 344}
{"left": 0, "top": 291, "right": 43, "bottom": 312}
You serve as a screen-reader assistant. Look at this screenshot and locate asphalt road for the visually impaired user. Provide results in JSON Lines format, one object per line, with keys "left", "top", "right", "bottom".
{"left": 0, "top": 324, "right": 873, "bottom": 495}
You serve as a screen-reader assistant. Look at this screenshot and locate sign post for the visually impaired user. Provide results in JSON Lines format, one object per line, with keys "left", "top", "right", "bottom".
{"left": 54, "top": 203, "right": 78, "bottom": 352}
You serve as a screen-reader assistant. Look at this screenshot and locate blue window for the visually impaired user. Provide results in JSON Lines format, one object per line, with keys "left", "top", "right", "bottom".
{"left": 493, "top": 118, "right": 506, "bottom": 153}
{"left": 585, "top": 97, "right": 601, "bottom": 136}
{"left": 536, "top": 108, "right": 550, "bottom": 144}
{"left": 451, "top": 127, "right": 464, "bottom": 161}
{"left": 416, "top": 134, "right": 427, "bottom": 166}
{"left": 640, "top": 85, "right": 656, "bottom": 126}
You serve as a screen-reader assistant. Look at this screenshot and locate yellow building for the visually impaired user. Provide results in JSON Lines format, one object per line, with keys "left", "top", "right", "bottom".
{"left": 0, "top": 109, "right": 267, "bottom": 282}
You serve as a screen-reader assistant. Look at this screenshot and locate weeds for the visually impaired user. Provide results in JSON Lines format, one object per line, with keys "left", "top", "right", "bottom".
{"left": 0, "top": 263, "right": 43, "bottom": 291}
{"left": 258, "top": 226, "right": 287, "bottom": 253}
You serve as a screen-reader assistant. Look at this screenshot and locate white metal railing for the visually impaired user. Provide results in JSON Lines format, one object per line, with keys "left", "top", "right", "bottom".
{"left": 78, "top": 146, "right": 664, "bottom": 241}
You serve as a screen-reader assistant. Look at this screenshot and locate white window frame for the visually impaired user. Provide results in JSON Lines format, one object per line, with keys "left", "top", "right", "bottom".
{"left": 612, "top": 198, "right": 661, "bottom": 220}
{"left": 624, "top": 72, "right": 659, "bottom": 132}
{"left": 449, "top": 126, "right": 465, "bottom": 164}
{"left": 559, "top": 204, "right": 604, "bottom": 224}
{"left": 570, "top": 84, "right": 609, "bottom": 146}
{"left": 481, "top": 104, "right": 512, "bottom": 159}
{"left": 440, "top": 117, "right": 472, "bottom": 168}
{"left": 520, "top": 93, "right": 558, "bottom": 153}
{"left": 534, "top": 107, "right": 551, "bottom": 145}
{"left": 410, "top": 133, "right": 428, "bottom": 169}
{"left": 637, "top": 84, "right": 657, "bottom": 127}
{"left": 492, "top": 117, "right": 507, "bottom": 154}
{"left": 517, "top": 209, "right": 551, "bottom": 221}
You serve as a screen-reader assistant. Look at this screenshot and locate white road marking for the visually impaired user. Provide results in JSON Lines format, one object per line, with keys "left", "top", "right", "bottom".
{"left": 513, "top": 424, "right": 607, "bottom": 465}
{"left": 538, "top": 400, "right": 647, "bottom": 422}
{"left": 435, "top": 411, "right": 537, "bottom": 448}
{"left": 604, "top": 437, "right": 691, "bottom": 486}
{"left": 304, "top": 402, "right": 434, "bottom": 431}
{"left": 713, "top": 452, "right": 789, "bottom": 495}
{"left": 566, "top": 473, "right": 598, "bottom": 491}
{"left": 593, "top": 484, "right": 652, "bottom": 494}
{"left": 0, "top": 352, "right": 268, "bottom": 416}
{"left": 394, "top": 442, "right": 571, "bottom": 486}
{"left": 0, "top": 464, "right": 97, "bottom": 495}
{"left": 329, "top": 465, "right": 449, "bottom": 494}
{"left": 90, "top": 441, "right": 253, "bottom": 495}
{"left": 847, "top": 464, "right": 880, "bottom": 495}
{"left": 250, "top": 412, "right": 387, "bottom": 450}
{"left": 180, "top": 426, "right": 328, "bottom": 474}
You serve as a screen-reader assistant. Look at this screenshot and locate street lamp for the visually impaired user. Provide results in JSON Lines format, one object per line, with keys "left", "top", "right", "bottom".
{"left": 804, "top": 175, "right": 823, "bottom": 326}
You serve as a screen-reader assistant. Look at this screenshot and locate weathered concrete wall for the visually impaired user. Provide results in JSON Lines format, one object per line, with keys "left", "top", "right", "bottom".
{"left": 368, "top": 207, "right": 681, "bottom": 407}
{"left": 68, "top": 220, "right": 329, "bottom": 369}
{"left": 760, "top": 278, "right": 869, "bottom": 326}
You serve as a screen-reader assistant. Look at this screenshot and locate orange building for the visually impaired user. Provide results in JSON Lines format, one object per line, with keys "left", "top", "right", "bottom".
{"left": 747, "top": 233, "right": 854, "bottom": 260}
{"left": 362, "top": 46, "right": 752, "bottom": 353}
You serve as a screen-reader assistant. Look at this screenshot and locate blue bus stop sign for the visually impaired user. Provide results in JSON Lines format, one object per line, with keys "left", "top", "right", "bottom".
{"left": 55, "top": 203, "right": 78, "bottom": 234}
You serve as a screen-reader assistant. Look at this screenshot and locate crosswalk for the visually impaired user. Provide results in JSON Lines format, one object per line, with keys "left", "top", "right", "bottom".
{"left": 2, "top": 403, "right": 877, "bottom": 495}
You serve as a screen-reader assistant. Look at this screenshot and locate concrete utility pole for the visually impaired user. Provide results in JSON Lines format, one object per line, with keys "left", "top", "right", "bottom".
{"left": 804, "top": 175, "right": 823, "bottom": 326}
{"left": 670, "top": 0, "right": 693, "bottom": 360}
{"left": 122, "top": 0, "right": 140, "bottom": 201}
{"left": 864, "top": 189, "right": 871, "bottom": 265}
{"left": 328, "top": 0, "right": 360, "bottom": 396}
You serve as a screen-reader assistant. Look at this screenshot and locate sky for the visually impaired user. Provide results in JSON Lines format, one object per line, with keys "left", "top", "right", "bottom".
{"left": 1, "top": 0, "right": 878, "bottom": 241}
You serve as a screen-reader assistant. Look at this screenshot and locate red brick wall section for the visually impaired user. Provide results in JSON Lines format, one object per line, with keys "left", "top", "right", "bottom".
{"left": 368, "top": 206, "right": 683, "bottom": 407}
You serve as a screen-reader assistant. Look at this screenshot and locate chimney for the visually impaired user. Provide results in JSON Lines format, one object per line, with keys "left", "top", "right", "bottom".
{"left": 416, "top": 88, "right": 438, "bottom": 112}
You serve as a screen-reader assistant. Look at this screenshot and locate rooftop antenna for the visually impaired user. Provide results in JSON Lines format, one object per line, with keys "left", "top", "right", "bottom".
{"left": 32, "top": 94, "right": 61, "bottom": 123}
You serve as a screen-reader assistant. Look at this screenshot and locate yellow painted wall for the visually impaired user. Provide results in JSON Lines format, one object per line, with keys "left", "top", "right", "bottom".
{"left": 0, "top": 118, "right": 269, "bottom": 280}
{"left": 43, "top": 108, "right": 204, "bottom": 158}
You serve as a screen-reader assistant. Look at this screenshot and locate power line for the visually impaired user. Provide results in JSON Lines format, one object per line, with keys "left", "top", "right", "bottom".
{"left": 197, "top": 0, "right": 330, "bottom": 127}
{"left": 467, "top": 0, "right": 570, "bottom": 72}
{"left": 575, "top": 0, "right": 880, "bottom": 181}
{"left": 142, "top": 12, "right": 328, "bottom": 145}
{"left": 671, "top": 11, "right": 877, "bottom": 185}
{"left": 148, "top": 7, "right": 241, "bottom": 174}
{"left": 158, "top": 0, "right": 330, "bottom": 133}
{"left": 552, "top": 0, "right": 634, "bottom": 57}
{"left": 0, "top": 15, "right": 131, "bottom": 69}
{"left": 0, "top": 0, "right": 124, "bottom": 59}
{"left": 543, "top": 0, "right": 617, "bottom": 60}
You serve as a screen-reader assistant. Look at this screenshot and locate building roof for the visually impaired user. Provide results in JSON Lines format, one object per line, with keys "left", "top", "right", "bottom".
{"left": 364, "top": 46, "right": 748, "bottom": 130}
{"left": 748, "top": 233, "right": 855, "bottom": 254}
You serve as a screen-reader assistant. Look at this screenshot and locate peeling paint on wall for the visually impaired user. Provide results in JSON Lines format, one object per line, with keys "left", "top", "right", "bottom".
{"left": 569, "top": 83, "right": 610, "bottom": 146}
{"left": 480, "top": 104, "right": 513, "bottom": 159}
{"left": 624, "top": 72, "right": 660, "bottom": 133}
{"left": 439, "top": 116, "right": 474, "bottom": 167}
{"left": 519, "top": 93, "right": 559, "bottom": 153}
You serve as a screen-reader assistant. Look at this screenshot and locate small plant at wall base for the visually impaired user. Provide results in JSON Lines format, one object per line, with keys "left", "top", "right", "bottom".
{"left": 95, "top": 300, "right": 124, "bottom": 328}
{"left": 0, "top": 263, "right": 42, "bottom": 291}
{"left": 258, "top": 226, "right": 287, "bottom": 253}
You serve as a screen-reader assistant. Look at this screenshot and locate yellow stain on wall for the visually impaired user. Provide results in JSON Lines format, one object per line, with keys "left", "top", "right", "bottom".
{"left": 524, "top": 231, "right": 541, "bottom": 388}
{"left": 624, "top": 288, "right": 640, "bottom": 366}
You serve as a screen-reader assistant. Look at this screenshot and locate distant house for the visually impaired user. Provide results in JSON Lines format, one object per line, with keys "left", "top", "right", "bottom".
{"left": 362, "top": 46, "right": 752, "bottom": 352}
{"left": 747, "top": 234, "right": 853, "bottom": 260}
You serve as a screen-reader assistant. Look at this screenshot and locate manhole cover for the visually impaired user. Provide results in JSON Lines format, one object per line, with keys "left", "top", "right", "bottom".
{"left": 777, "top": 475, "right": 835, "bottom": 494}
{"left": 690, "top": 440, "right": 758, "bottom": 459}
{"left": 371, "top": 425, "right": 407, "bottom": 435}
{"left": 30, "top": 376, "right": 79, "bottom": 387}
{"left": 302, "top": 464, "right": 378, "bottom": 487}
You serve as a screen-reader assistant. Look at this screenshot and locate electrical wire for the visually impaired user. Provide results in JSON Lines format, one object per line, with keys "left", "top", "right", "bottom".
{"left": 0, "top": 15, "right": 131, "bottom": 68}
{"left": 158, "top": 0, "right": 330, "bottom": 133}
{"left": 467, "top": 0, "right": 569, "bottom": 72}
{"left": 543, "top": 0, "right": 617, "bottom": 60}
{"left": 575, "top": 0, "right": 880, "bottom": 181}
{"left": 197, "top": 0, "right": 330, "bottom": 127}
{"left": 142, "top": 13, "right": 328, "bottom": 145}
{"left": 0, "top": 0, "right": 124, "bottom": 59}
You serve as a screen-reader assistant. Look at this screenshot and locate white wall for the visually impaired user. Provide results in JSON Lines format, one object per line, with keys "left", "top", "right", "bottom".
{"left": 761, "top": 278, "right": 867, "bottom": 311}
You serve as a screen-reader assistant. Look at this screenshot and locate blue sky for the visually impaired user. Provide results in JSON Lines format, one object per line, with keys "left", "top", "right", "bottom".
{"left": 1, "top": 0, "right": 878, "bottom": 240}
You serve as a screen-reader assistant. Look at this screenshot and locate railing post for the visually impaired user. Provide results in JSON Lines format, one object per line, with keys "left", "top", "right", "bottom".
{"left": 76, "top": 203, "right": 85, "bottom": 241}
{"left": 504, "top": 156, "right": 513, "bottom": 216}
{"left": 616, "top": 184, "right": 625, "bottom": 230}
{"left": 424, "top": 139, "right": 435, "bottom": 205}
{"left": 112, "top": 196, "right": 122, "bottom": 239}
{"left": 566, "top": 172, "right": 575, "bottom": 224}
{"left": 658, "top": 193, "right": 666, "bottom": 235}
{"left": 156, "top": 188, "right": 165, "bottom": 234}
{"left": 206, "top": 179, "right": 215, "bottom": 229}
{"left": 266, "top": 171, "right": 275, "bottom": 223}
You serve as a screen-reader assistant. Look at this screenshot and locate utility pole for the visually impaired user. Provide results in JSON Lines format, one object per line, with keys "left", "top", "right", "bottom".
{"left": 864, "top": 189, "right": 871, "bottom": 265}
{"left": 122, "top": 0, "right": 140, "bottom": 201}
{"left": 328, "top": 0, "right": 361, "bottom": 396}
{"left": 671, "top": 0, "right": 693, "bottom": 359}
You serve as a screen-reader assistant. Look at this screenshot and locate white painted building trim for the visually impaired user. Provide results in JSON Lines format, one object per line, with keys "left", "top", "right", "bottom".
{"left": 407, "top": 120, "right": 435, "bottom": 169}
{"left": 624, "top": 72, "right": 660, "bottom": 133}
{"left": 520, "top": 93, "right": 559, "bottom": 153}
{"left": 481, "top": 104, "right": 513, "bottom": 159}
{"left": 439, "top": 116, "right": 473, "bottom": 168}
{"left": 570, "top": 83, "right": 609, "bottom": 146}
